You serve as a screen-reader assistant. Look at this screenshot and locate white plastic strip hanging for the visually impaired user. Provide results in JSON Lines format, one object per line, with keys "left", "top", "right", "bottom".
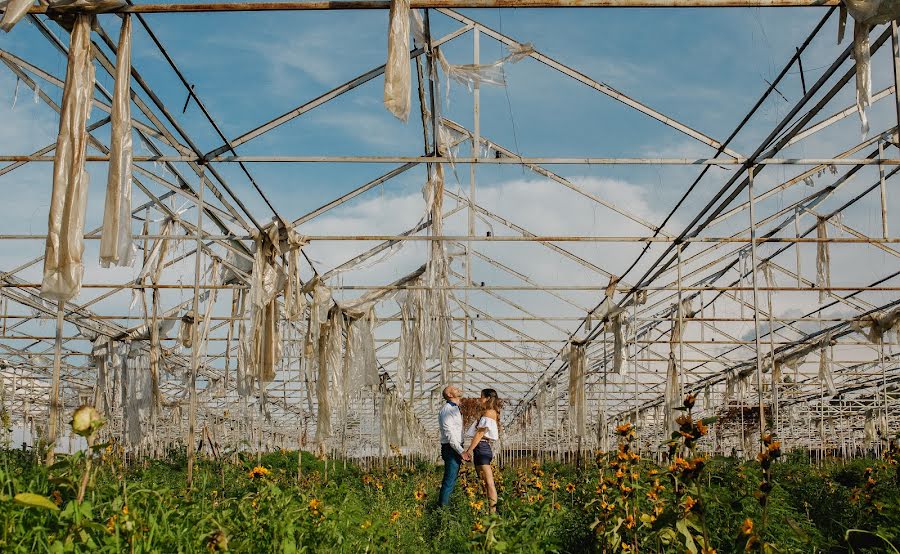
{"left": 384, "top": 0, "right": 411, "bottom": 121}
{"left": 41, "top": 14, "right": 95, "bottom": 302}
{"left": 99, "top": 15, "right": 135, "bottom": 268}
{"left": 0, "top": 0, "right": 33, "bottom": 32}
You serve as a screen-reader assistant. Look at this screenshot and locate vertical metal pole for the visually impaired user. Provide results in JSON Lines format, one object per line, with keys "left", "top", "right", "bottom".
{"left": 677, "top": 245, "right": 684, "bottom": 401}
{"left": 463, "top": 28, "right": 479, "bottom": 392}
{"left": 892, "top": 23, "right": 900, "bottom": 137}
{"left": 45, "top": 303, "right": 64, "bottom": 466}
{"left": 879, "top": 139, "right": 888, "bottom": 239}
{"left": 765, "top": 264, "right": 778, "bottom": 442}
{"left": 748, "top": 166, "right": 767, "bottom": 447}
{"left": 794, "top": 208, "right": 802, "bottom": 288}
{"left": 187, "top": 166, "right": 205, "bottom": 488}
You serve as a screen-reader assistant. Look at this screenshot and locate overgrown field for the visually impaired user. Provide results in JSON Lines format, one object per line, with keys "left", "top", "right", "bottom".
{"left": 0, "top": 444, "right": 899, "bottom": 552}
{"left": 2, "top": 403, "right": 900, "bottom": 553}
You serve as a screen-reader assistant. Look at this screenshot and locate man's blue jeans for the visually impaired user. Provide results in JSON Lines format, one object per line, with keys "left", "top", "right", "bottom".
{"left": 439, "top": 443, "right": 462, "bottom": 506}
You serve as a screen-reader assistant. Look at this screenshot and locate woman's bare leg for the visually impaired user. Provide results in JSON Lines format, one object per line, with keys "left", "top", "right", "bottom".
{"left": 478, "top": 464, "right": 497, "bottom": 511}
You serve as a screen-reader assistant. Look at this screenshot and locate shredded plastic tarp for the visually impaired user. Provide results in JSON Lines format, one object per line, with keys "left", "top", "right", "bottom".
{"left": 242, "top": 219, "right": 308, "bottom": 386}
{"left": 664, "top": 299, "right": 692, "bottom": 433}
{"left": 842, "top": 0, "right": 900, "bottom": 134}
{"left": 567, "top": 341, "right": 586, "bottom": 437}
{"left": 436, "top": 42, "right": 535, "bottom": 93}
{"left": 423, "top": 164, "right": 452, "bottom": 382}
{"left": 851, "top": 306, "right": 900, "bottom": 344}
{"left": 397, "top": 285, "right": 426, "bottom": 400}
{"left": 816, "top": 218, "right": 831, "bottom": 303}
{"left": 384, "top": 0, "right": 410, "bottom": 121}
{"left": 41, "top": 14, "right": 95, "bottom": 302}
{"left": 178, "top": 310, "right": 194, "bottom": 348}
{"left": 99, "top": 15, "right": 134, "bottom": 268}
{"left": 818, "top": 332, "right": 837, "bottom": 395}
{"left": 864, "top": 409, "right": 877, "bottom": 445}
{"left": 609, "top": 309, "right": 628, "bottom": 376}
{"left": 313, "top": 306, "right": 344, "bottom": 445}
{"left": 0, "top": 0, "right": 32, "bottom": 32}
{"left": 123, "top": 346, "right": 153, "bottom": 447}
{"left": 346, "top": 309, "right": 380, "bottom": 389}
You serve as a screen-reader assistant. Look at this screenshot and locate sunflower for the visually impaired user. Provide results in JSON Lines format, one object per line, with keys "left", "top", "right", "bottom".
{"left": 248, "top": 466, "right": 270, "bottom": 479}
{"left": 740, "top": 518, "right": 754, "bottom": 536}
{"left": 414, "top": 489, "right": 426, "bottom": 501}
{"left": 565, "top": 483, "right": 576, "bottom": 493}
{"left": 683, "top": 496, "right": 697, "bottom": 512}
{"left": 389, "top": 511, "right": 400, "bottom": 523}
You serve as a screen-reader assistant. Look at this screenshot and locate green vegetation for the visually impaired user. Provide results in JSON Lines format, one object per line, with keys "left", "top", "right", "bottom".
{"left": 0, "top": 404, "right": 899, "bottom": 552}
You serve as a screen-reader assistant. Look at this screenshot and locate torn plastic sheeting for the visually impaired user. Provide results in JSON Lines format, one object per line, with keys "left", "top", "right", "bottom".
{"left": 663, "top": 356, "right": 680, "bottom": 434}
{"left": 397, "top": 285, "right": 426, "bottom": 400}
{"left": 842, "top": 0, "right": 900, "bottom": 134}
{"left": 123, "top": 347, "right": 153, "bottom": 447}
{"left": 315, "top": 306, "right": 343, "bottom": 444}
{"left": 384, "top": 0, "right": 410, "bottom": 121}
{"left": 244, "top": 219, "right": 308, "bottom": 385}
{"left": 567, "top": 341, "right": 586, "bottom": 437}
{"left": 864, "top": 410, "right": 877, "bottom": 444}
{"left": 436, "top": 42, "right": 535, "bottom": 94}
{"left": 818, "top": 332, "right": 837, "bottom": 395}
{"left": 609, "top": 309, "right": 628, "bottom": 376}
{"left": 816, "top": 218, "right": 831, "bottom": 304}
{"left": 0, "top": 0, "right": 32, "bottom": 33}
{"left": 178, "top": 310, "right": 194, "bottom": 349}
{"left": 303, "top": 280, "right": 332, "bottom": 387}
{"left": 41, "top": 14, "right": 95, "bottom": 303}
{"left": 100, "top": 15, "right": 135, "bottom": 269}
{"left": 347, "top": 309, "right": 379, "bottom": 389}
{"left": 851, "top": 306, "right": 900, "bottom": 344}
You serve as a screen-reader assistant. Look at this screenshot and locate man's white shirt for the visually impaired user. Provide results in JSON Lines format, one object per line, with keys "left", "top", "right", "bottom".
{"left": 438, "top": 401, "right": 464, "bottom": 455}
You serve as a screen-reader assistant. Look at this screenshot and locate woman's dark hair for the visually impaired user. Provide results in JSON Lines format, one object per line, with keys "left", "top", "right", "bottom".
{"left": 481, "top": 388, "right": 502, "bottom": 413}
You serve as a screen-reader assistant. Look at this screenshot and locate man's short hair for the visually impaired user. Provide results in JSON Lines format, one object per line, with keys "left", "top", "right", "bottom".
{"left": 441, "top": 385, "right": 457, "bottom": 401}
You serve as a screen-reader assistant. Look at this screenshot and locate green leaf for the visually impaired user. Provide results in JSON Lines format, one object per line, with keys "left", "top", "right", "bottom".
{"left": 845, "top": 529, "right": 900, "bottom": 553}
{"left": 676, "top": 519, "right": 697, "bottom": 553}
{"left": 700, "top": 416, "right": 719, "bottom": 425}
{"left": 13, "top": 492, "right": 60, "bottom": 511}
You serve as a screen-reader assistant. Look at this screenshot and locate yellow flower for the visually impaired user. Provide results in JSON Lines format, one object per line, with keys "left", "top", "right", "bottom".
{"left": 683, "top": 496, "right": 697, "bottom": 512}
{"left": 414, "top": 490, "right": 426, "bottom": 501}
{"left": 308, "top": 498, "right": 321, "bottom": 516}
{"left": 549, "top": 479, "right": 560, "bottom": 491}
{"left": 470, "top": 500, "right": 484, "bottom": 511}
{"left": 248, "top": 466, "right": 270, "bottom": 479}
{"left": 390, "top": 511, "right": 400, "bottom": 523}
{"left": 473, "top": 520, "right": 485, "bottom": 533}
{"left": 106, "top": 514, "right": 118, "bottom": 532}
{"left": 741, "top": 518, "right": 754, "bottom": 536}
{"left": 533, "top": 479, "right": 543, "bottom": 490}
{"left": 566, "top": 483, "right": 576, "bottom": 493}
{"left": 360, "top": 519, "right": 372, "bottom": 529}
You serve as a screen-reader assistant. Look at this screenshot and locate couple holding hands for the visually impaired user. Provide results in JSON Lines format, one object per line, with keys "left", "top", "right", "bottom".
{"left": 437, "top": 386, "right": 502, "bottom": 512}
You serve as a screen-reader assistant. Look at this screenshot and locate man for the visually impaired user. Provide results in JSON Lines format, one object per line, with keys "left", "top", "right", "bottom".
{"left": 438, "top": 385, "right": 470, "bottom": 506}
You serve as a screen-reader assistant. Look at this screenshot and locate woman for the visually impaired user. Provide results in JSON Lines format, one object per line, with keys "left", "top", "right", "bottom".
{"left": 463, "top": 388, "right": 501, "bottom": 511}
